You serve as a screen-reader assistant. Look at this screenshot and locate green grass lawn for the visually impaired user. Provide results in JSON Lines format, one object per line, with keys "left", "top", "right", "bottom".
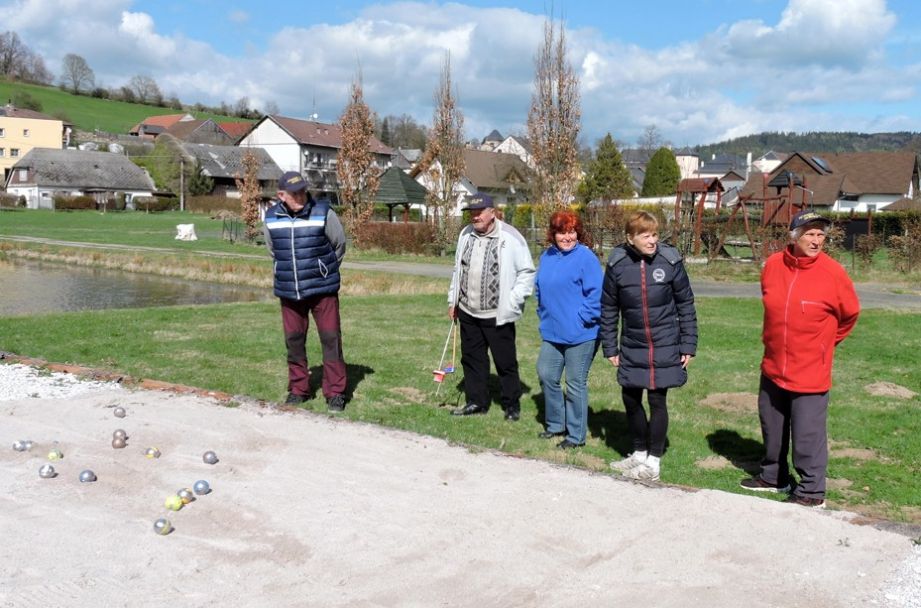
{"left": 1, "top": 295, "right": 918, "bottom": 522}
{"left": 0, "top": 80, "right": 250, "bottom": 134}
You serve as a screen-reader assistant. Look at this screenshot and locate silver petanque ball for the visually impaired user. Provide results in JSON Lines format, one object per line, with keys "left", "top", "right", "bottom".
{"left": 39, "top": 464, "right": 56, "bottom": 479}
{"left": 144, "top": 447, "right": 161, "bottom": 459}
{"left": 113, "top": 407, "right": 126, "bottom": 418}
{"left": 112, "top": 429, "right": 128, "bottom": 440}
{"left": 202, "top": 450, "right": 219, "bottom": 465}
{"left": 12, "top": 440, "right": 26, "bottom": 452}
{"left": 79, "top": 469, "right": 97, "bottom": 483}
{"left": 153, "top": 518, "right": 172, "bottom": 536}
{"left": 112, "top": 437, "right": 126, "bottom": 449}
{"left": 177, "top": 488, "right": 195, "bottom": 504}
{"left": 23, "top": 440, "right": 34, "bottom": 450}
{"left": 193, "top": 480, "right": 211, "bottom": 495}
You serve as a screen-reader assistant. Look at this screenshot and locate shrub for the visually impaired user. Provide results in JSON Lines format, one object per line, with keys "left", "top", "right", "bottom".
{"left": 0, "top": 193, "right": 20, "bottom": 208}
{"left": 887, "top": 214, "right": 921, "bottom": 273}
{"left": 133, "top": 196, "right": 178, "bottom": 212}
{"left": 358, "top": 221, "right": 438, "bottom": 254}
{"left": 187, "top": 195, "right": 243, "bottom": 215}
{"left": 53, "top": 195, "right": 95, "bottom": 210}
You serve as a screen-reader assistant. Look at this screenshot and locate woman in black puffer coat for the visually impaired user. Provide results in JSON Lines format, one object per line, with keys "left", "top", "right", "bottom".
{"left": 600, "top": 211, "right": 698, "bottom": 481}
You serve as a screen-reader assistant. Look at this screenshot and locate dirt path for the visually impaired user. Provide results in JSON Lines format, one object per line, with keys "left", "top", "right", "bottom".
{"left": 1, "top": 382, "right": 916, "bottom": 607}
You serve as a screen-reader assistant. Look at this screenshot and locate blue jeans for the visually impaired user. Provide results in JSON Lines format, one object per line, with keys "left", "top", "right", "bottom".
{"left": 537, "top": 338, "right": 598, "bottom": 444}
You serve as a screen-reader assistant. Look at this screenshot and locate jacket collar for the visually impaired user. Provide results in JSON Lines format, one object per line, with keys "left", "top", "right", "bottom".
{"left": 782, "top": 245, "right": 822, "bottom": 270}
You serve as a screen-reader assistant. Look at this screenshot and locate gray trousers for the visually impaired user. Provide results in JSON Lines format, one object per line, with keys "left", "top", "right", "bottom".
{"left": 758, "top": 375, "right": 829, "bottom": 498}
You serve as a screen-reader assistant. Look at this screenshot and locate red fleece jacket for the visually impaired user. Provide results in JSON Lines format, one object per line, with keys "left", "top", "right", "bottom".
{"left": 760, "top": 247, "right": 860, "bottom": 393}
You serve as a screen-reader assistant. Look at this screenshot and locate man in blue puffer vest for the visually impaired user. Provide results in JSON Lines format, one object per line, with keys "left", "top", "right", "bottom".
{"left": 263, "top": 171, "right": 347, "bottom": 412}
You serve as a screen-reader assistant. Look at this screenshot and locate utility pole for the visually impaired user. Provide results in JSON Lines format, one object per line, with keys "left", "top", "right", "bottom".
{"left": 179, "top": 158, "right": 185, "bottom": 212}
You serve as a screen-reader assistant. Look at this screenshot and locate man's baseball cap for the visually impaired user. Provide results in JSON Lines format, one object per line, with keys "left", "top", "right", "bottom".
{"left": 278, "top": 171, "right": 308, "bottom": 193}
{"left": 790, "top": 210, "right": 832, "bottom": 230}
{"left": 462, "top": 193, "right": 494, "bottom": 211}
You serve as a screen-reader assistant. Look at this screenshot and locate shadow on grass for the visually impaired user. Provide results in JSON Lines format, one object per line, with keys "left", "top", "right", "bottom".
{"left": 436, "top": 374, "right": 533, "bottom": 413}
{"left": 706, "top": 429, "right": 763, "bottom": 475}
{"left": 306, "top": 363, "right": 375, "bottom": 401}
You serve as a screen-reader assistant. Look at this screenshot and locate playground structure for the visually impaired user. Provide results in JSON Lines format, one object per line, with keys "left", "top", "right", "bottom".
{"left": 674, "top": 171, "right": 811, "bottom": 261}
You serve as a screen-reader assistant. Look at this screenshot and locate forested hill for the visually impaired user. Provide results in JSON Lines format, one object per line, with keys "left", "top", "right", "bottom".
{"left": 695, "top": 131, "right": 921, "bottom": 158}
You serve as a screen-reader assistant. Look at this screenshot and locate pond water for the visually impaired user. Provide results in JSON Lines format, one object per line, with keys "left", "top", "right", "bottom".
{"left": 0, "top": 258, "right": 273, "bottom": 316}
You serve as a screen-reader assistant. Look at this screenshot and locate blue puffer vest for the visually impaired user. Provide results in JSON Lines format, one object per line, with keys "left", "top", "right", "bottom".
{"left": 265, "top": 198, "right": 341, "bottom": 301}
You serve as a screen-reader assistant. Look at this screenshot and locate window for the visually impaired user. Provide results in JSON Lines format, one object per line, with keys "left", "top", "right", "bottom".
{"left": 11, "top": 148, "right": 19, "bottom": 157}
{"left": 23, "top": 128, "right": 29, "bottom": 137}
{"left": 0, "top": 127, "right": 4, "bottom": 137}
{"left": 866, "top": 204, "right": 877, "bottom": 213}
{"left": 0, "top": 148, "right": 4, "bottom": 157}
{"left": 17, "top": 168, "right": 26, "bottom": 181}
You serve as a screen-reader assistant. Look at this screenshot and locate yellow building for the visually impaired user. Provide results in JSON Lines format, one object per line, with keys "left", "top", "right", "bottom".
{"left": 0, "top": 103, "right": 71, "bottom": 183}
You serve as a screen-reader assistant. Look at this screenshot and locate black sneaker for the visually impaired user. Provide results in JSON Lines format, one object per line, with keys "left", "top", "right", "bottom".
{"left": 740, "top": 477, "right": 791, "bottom": 493}
{"left": 784, "top": 494, "right": 826, "bottom": 509}
{"left": 285, "top": 393, "right": 307, "bottom": 405}
{"left": 504, "top": 409, "right": 520, "bottom": 422}
{"left": 327, "top": 395, "right": 346, "bottom": 412}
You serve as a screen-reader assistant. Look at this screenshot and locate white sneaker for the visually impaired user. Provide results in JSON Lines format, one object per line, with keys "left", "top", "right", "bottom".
{"left": 623, "top": 463, "right": 660, "bottom": 482}
{"left": 609, "top": 452, "right": 646, "bottom": 472}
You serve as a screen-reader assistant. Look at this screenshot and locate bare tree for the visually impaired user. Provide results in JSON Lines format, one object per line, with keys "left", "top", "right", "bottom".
{"left": 336, "top": 71, "right": 381, "bottom": 247}
{"left": 417, "top": 52, "right": 465, "bottom": 255}
{"left": 0, "top": 31, "right": 26, "bottom": 77}
{"left": 234, "top": 150, "right": 263, "bottom": 242}
{"left": 637, "top": 125, "right": 669, "bottom": 161}
{"left": 527, "top": 17, "right": 581, "bottom": 225}
{"left": 59, "top": 53, "right": 95, "bottom": 93}
{"left": 128, "top": 75, "right": 162, "bottom": 105}
{"left": 263, "top": 100, "right": 280, "bottom": 116}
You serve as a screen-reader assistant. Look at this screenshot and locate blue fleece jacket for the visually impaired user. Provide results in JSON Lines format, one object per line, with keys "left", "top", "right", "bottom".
{"left": 535, "top": 243, "right": 603, "bottom": 345}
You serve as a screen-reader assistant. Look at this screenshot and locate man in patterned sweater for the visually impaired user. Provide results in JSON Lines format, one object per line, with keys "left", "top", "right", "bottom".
{"left": 447, "top": 194, "right": 535, "bottom": 421}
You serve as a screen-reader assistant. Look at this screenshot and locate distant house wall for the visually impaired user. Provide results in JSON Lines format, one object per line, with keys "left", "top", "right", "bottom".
{"left": 239, "top": 121, "right": 302, "bottom": 173}
{"left": 0, "top": 115, "right": 65, "bottom": 181}
{"left": 675, "top": 155, "right": 700, "bottom": 180}
{"left": 833, "top": 193, "right": 905, "bottom": 214}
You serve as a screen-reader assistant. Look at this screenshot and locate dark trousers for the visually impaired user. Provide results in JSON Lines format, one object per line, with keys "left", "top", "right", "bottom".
{"left": 621, "top": 387, "right": 669, "bottom": 457}
{"left": 458, "top": 308, "right": 522, "bottom": 413}
{"left": 758, "top": 374, "right": 829, "bottom": 498}
{"left": 280, "top": 294, "right": 346, "bottom": 399}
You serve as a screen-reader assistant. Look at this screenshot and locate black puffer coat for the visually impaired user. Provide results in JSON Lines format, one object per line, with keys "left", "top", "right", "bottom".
{"left": 600, "top": 243, "right": 698, "bottom": 389}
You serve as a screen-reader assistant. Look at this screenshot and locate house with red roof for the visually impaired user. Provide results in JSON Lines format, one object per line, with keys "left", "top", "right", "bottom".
{"left": 129, "top": 113, "right": 195, "bottom": 139}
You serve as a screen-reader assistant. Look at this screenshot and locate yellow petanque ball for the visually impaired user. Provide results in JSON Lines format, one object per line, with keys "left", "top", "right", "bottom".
{"left": 47, "top": 449, "right": 63, "bottom": 461}
{"left": 164, "top": 495, "right": 183, "bottom": 511}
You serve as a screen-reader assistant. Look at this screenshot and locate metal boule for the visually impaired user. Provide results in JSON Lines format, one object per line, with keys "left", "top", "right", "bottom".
{"left": 113, "top": 407, "right": 126, "bottom": 418}
{"left": 177, "top": 488, "right": 195, "bottom": 504}
{"left": 39, "top": 464, "right": 57, "bottom": 479}
{"left": 153, "top": 518, "right": 172, "bottom": 535}
{"left": 47, "top": 448, "right": 63, "bottom": 461}
{"left": 193, "top": 480, "right": 211, "bottom": 495}
{"left": 144, "top": 447, "right": 161, "bottom": 459}
{"left": 79, "top": 469, "right": 97, "bottom": 483}
{"left": 202, "top": 450, "right": 219, "bottom": 465}
{"left": 23, "top": 440, "right": 34, "bottom": 450}
{"left": 112, "top": 429, "right": 128, "bottom": 440}
{"left": 12, "top": 440, "right": 26, "bottom": 452}
{"left": 112, "top": 436, "right": 126, "bottom": 449}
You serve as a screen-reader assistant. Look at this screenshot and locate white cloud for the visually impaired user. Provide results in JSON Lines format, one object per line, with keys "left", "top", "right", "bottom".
{"left": 2, "top": 0, "right": 917, "bottom": 145}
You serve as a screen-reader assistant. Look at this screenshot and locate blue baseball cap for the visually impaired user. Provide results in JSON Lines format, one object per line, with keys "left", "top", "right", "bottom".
{"left": 790, "top": 210, "right": 831, "bottom": 230}
{"left": 463, "top": 193, "right": 494, "bottom": 210}
{"left": 278, "top": 171, "right": 308, "bottom": 193}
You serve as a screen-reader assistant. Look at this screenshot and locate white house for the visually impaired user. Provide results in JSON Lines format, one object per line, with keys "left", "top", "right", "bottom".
{"left": 238, "top": 114, "right": 392, "bottom": 203}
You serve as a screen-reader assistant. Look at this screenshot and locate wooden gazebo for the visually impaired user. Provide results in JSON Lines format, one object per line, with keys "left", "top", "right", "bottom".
{"left": 375, "top": 166, "right": 429, "bottom": 222}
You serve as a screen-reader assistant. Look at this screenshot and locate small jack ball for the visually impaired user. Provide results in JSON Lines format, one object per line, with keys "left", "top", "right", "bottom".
{"left": 193, "top": 480, "right": 211, "bottom": 495}
{"left": 79, "top": 470, "right": 97, "bottom": 483}
{"left": 113, "top": 407, "right": 126, "bottom": 418}
{"left": 47, "top": 448, "right": 63, "bottom": 461}
{"left": 202, "top": 451, "right": 219, "bottom": 465}
{"left": 153, "top": 518, "right": 172, "bottom": 535}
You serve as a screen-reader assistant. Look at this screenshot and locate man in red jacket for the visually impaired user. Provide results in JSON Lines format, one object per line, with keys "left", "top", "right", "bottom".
{"left": 740, "top": 210, "right": 860, "bottom": 508}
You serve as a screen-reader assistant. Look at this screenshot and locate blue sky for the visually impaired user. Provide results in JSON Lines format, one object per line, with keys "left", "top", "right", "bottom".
{"left": 6, "top": 0, "right": 921, "bottom": 147}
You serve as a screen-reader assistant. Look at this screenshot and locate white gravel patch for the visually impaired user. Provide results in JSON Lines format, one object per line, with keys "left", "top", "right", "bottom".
{"left": 0, "top": 362, "right": 125, "bottom": 401}
{"left": 879, "top": 544, "right": 921, "bottom": 607}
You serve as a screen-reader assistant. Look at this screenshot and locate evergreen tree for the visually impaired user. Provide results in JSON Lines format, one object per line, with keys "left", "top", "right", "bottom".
{"left": 579, "top": 133, "right": 633, "bottom": 203}
{"left": 380, "top": 117, "right": 391, "bottom": 146}
{"left": 641, "top": 147, "right": 681, "bottom": 196}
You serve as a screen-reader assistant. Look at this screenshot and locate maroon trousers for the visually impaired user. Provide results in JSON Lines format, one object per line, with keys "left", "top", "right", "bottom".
{"left": 280, "top": 294, "right": 346, "bottom": 399}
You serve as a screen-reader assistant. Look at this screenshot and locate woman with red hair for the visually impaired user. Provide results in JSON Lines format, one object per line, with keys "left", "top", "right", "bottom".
{"left": 534, "top": 210, "right": 603, "bottom": 449}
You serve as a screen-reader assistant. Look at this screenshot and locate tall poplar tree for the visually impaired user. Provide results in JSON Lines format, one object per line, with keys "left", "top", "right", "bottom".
{"left": 337, "top": 71, "right": 381, "bottom": 247}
